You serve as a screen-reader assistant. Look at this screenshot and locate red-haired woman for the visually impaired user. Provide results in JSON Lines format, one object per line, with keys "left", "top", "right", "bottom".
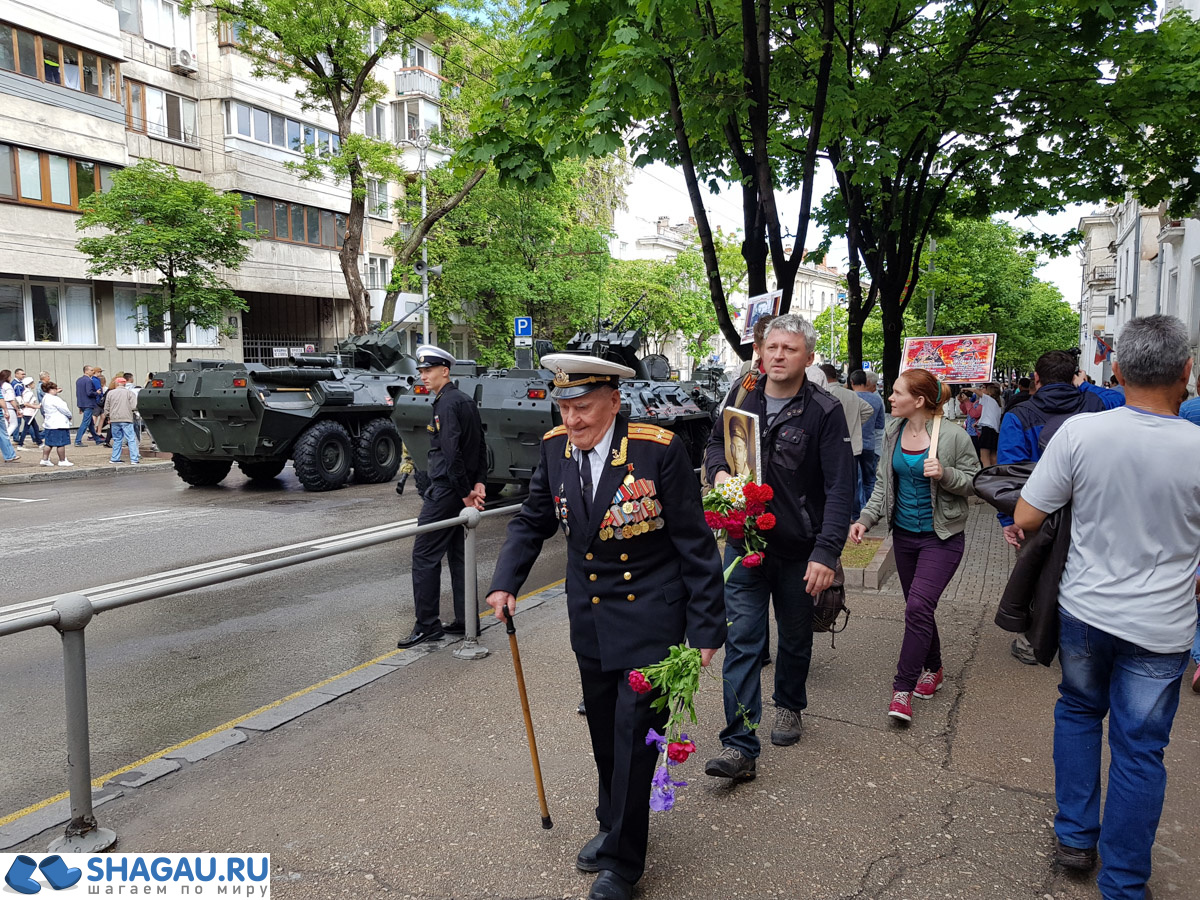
{"left": 850, "top": 369, "right": 980, "bottom": 723}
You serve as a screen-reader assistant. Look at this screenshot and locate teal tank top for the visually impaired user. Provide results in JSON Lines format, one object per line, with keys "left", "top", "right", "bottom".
{"left": 892, "top": 442, "right": 933, "bottom": 533}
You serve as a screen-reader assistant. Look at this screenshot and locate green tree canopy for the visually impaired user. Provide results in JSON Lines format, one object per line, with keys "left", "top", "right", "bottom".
{"left": 75, "top": 160, "right": 251, "bottom": 363}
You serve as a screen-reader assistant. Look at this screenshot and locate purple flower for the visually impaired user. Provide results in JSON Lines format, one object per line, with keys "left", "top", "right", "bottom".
{"left": 651, "top": 765, "right": 671, "bottom": 789}
{"left": 644, "top": 728, "right": 667, "bottom": 752}
{"left": 649, "top": 786, "right": 675, "bottom": 811}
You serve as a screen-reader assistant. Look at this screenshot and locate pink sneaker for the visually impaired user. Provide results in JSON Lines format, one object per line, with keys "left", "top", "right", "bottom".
{"left": 914, "top": 667, "right": 944, "bottom": 700}
{"left": 888, "top": 691, "right": 913, "bottom": 722}
{"left": 1192, "top": 665, "right": 1200, "bottom": 694}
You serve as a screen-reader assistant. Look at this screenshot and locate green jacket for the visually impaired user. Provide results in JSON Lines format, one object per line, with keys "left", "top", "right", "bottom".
{"left": 858, "top": 417, "right": 979, "bottom": 540}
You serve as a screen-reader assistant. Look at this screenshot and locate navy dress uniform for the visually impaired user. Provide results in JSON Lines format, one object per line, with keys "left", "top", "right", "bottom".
{"left": 489, "top": 354, "right": 726, "bottom": 897}
{"left": 400, "top": 345, "right": 487, "bottom": 647}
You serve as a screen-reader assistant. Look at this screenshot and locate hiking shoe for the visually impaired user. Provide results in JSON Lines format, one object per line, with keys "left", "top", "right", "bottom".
{"left": 770, "top": 707, "right": 803, "bottom": 746}
{"left": 1054, "top": 839, "right": 1097, "bottom": 872}
{"left": 914, "top": 667, "right": 944, "bottom": 699}
{"left": 888, "top": 691, "right": 913, "bottom": 723}
{"left": 1011, "top": 636, "right": 1038, "bottom": 665}
{"left": 704, "top": 746, "right": 756, "bottom": 781}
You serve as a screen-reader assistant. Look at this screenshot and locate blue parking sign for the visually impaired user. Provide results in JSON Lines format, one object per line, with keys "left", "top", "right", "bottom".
{"left": 514, "top": 316, "right": 533, "bottom": 337}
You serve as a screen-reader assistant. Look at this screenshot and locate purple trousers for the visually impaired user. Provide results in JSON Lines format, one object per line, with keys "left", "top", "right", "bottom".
{"left": 891, "top": 529, "right": 965, "bottom": 692}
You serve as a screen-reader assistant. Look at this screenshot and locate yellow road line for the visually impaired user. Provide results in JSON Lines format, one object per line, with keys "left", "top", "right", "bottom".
{"left": 0, "top": 579, "right": 565, "bottom": 830}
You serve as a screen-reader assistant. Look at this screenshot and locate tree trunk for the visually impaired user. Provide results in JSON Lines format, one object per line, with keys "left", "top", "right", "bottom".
{"left": 880, "top": 286, "right": 905, "bottom": 398}
{"left": 341, "top": 159, "right": 370, "bottom": 335}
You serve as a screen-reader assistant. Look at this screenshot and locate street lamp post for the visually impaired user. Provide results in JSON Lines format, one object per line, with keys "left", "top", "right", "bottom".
{"left": 415, "top": 131, "right": 432, "bottom": 345}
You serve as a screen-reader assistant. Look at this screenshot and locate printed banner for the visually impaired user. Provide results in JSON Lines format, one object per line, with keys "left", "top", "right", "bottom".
{"left": 899, "top": 334, "right": 997, "bottom": 383}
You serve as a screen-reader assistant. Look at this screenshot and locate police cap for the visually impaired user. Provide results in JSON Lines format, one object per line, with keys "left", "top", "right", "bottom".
{"left": 414, "top": 344, "right": 456, "bottom": 370}
{"left": 540, "top": 353, "right": 635, "bottom": 400}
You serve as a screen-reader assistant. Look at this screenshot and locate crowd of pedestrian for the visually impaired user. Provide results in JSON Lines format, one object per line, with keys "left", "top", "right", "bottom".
{"left": 0, "top": 364, "right": 148, "bottom": 467}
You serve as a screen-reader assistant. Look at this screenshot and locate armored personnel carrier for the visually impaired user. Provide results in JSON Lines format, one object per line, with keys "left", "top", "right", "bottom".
{"left": 139, "top": 330, "right": 417, "bottom": 492}
{"left": 391, "top": 325, "right": 713, "bottom": 497}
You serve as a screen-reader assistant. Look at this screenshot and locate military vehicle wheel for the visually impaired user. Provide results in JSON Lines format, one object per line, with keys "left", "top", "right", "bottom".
{"left": 353, "top": 418, "right": 403, "bottom": 484}
{"left": 238, "top": 459, "right": 287, "bottom": 481}
{"left": 173, "top": 456, "right": 233, "bottom": 487}
{"left": 293, "top": 420, "right": 353, "bottom": 492}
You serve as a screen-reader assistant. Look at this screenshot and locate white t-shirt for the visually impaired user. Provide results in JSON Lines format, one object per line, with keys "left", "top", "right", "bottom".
{"left": 1022, "top": 406, "right": 1200, "bottom": 653}
{"left": 977, "top": 393, "right": 1002, "bottom": 431}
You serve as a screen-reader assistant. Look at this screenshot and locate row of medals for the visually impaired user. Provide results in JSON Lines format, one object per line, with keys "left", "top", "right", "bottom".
{"left": 599, "top": 478, "right": 664, "bottom": 542}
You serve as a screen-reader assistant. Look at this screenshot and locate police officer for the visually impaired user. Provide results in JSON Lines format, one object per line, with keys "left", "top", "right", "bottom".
{"left": 398, "top": 345, "right": 487, "bottom": 648}
{"left": 487, "top": 354, "right": 726, "bottom": 900}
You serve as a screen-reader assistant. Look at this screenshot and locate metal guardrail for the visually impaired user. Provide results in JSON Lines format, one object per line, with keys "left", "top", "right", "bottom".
{"left": 0, "top": 503, "right": 521, "bottom": 853}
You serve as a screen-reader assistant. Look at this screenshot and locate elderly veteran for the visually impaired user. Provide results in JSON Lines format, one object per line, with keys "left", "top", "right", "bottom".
{"left": 398, "top": 344, "right": 487, "bottom": 648}
{"left": 487, "top": 353, "right": 726, "bottom": 900}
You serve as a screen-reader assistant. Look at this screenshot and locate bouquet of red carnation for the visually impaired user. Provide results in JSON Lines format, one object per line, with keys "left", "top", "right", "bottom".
{"left": 702, "top": 474, "right": 776, "bottom": 577}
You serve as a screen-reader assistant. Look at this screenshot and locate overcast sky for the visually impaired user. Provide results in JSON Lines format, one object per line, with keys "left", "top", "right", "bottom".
{"left": 616, "top": 160, "right": 1103, "bottom": 313}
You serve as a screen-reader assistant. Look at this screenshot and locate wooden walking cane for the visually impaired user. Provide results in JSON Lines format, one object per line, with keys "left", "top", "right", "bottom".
{"left": 505, "top": 612, "right": 553, "bottom": 829}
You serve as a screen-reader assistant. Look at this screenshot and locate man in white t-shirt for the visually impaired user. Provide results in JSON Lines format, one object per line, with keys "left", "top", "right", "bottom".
{"left": 1015, "top": 315, "right": 1200, "bottom": 900}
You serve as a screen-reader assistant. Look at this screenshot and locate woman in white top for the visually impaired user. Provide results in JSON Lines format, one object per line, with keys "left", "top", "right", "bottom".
{"left": 975, "top": 383, "right": 1003, "bottom": 467}
{"left": 39, "top": 382, "right": 75, "bottom": 467}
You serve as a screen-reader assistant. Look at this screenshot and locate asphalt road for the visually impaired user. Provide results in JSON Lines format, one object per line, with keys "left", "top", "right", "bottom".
{"left": 0, "top": 466, "right": 565, "bottom": 819}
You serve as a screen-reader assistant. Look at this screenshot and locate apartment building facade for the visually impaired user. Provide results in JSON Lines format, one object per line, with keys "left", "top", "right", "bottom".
{"left": 1, "top": 0, "right": 447, "bottom": 410}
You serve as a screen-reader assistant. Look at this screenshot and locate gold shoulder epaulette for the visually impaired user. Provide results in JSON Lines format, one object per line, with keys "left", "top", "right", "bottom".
{"left": 628, "top": 424, "right": 674, "bottom": 446}
{"left": 543, "top": 425, "right": 568, "bottom": 441}
{"left": 741, "top": 372, "right": 758, "bottom": 391}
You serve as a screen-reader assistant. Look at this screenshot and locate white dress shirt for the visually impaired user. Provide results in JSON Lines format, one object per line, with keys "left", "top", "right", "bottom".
{"left": 574, "top": 416, "right": 617, "bottom": 502}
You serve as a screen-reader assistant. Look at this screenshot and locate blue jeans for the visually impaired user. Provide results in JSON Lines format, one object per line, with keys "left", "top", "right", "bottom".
{"left": 75, "top": 407, "right": 98, "bottom": 445}
{"left": 0, "top": 420, "right": 16, "bottom": 461}
{"left": 109, "top": 422, "right": 139, "bottom": 463}
{"left": 1054, "top": 608, "right": 1188, "bottom": 899}
{"left": 16, "top": 417, "right": 41, "bottom": 445}
{"left": 719, "top": 545, "right": 814, "bottom": 759}
{"left": 856, "top": 448, "right": 878, "bottom": 518}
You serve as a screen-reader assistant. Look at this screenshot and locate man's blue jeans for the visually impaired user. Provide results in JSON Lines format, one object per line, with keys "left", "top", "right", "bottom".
{"left": 719, "top": 545, "right": 814, "bottom": 759}
{"left": 75, "top": 407, "right": 97, "bottom": 445}
{"left": 109, "top": 422, "right": 139, "bottom": 463}
{"left": 1054, "top": 608, "right": 1188, "bottom": 899}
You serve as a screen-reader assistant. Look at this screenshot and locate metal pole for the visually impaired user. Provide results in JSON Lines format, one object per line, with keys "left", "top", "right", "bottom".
{"left": 48, "top": 593, "right": 116, "bottom": 853}
{"left": 454, "top": 508, "right": 488, "bottom": 660}
{"left": 418, "top": 133, "right": 430, "bottom": 345}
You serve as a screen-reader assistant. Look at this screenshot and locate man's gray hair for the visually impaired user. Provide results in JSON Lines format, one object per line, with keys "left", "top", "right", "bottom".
{"left": 1115, "top": 315, "right": 1192, "bottom": 387}
{"left": 865, "top": 370, "right": 879, "bottom": 386}
{"left": 763, "top": 313, "right": 817, "bottom": 353}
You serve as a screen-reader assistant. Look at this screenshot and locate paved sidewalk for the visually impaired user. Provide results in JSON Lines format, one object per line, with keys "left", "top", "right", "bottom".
{"left": 0, "top": 436, "right": 172, "bottom": 483}
{"left": 9, "top": 505, "right": 1199, "bottom": 898}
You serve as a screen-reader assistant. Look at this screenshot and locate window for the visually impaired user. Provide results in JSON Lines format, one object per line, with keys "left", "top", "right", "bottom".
{"left": 223, "top": 101, "right": 335, "bottom": 156}
{"left": 114, "top": 286, "right": 217, "bottom": 347}
{"left": 368, "top": 25, "right": 385, "bottom": 54}
{"left": 0, "top": 277, "right": 96, "bottom": 344}
{"left": 0, "top": 26, "right": 120, "bottom": 98}
{"left": 366, "top": 178, "right": 389, "bottom": 219}
{"left": 365, "top": 103, "right": 386, "bottom": 139}
{"left": 217, "top": 17, "right": 246, "bottom": 46}
{"left": 366, "top": 256, "right": 390, "bottom": 291}
{"left": 237, "top": 193, "right": 341, "bottom": 249}
{"left": 128, "top": 82, "right": 198, "bottom": 145}
{"left": 141, "top": 0, "right": 193, "bottom": 51}
{"left": 405, "top": 45, "right": 426, "bottom": 69}
{"left": 0, "top": 142, "right": 117, "bottom": 210}
{"left": 116, "top": 0, "right": 140, "bottom": 34}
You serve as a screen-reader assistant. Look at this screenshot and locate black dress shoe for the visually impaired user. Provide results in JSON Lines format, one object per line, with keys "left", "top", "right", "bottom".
{"left": 397, "top": 627, "right": 445, "bottom": 648}
{"left": 588, "top": 870, "right": 634, "bottom": 900}
{"left": 443, "top": 620, "right": 466, "bottom": 635}
{"left": 575, "top": 831, "right": 608, "bottom": 872}
{"left": 577, "top": 697, "right": 587, "bottom": 716}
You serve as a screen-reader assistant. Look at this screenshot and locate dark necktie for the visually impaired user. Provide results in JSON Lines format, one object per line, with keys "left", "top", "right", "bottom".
{"left": 579, "top": 447, "right": 593, "bottom": 518}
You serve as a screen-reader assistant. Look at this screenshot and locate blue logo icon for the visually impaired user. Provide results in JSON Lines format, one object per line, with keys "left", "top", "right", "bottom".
{"left": 514, "top": 316, "right": 533, "bottom": 337}
{"left": 5, "top": 855, "right": 83, "bottom": 894}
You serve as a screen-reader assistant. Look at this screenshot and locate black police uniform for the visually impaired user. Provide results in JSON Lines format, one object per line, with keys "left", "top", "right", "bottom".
{"left": 489, "top": 415, "right": 726, "bottom": 885}
{"left": 411, "top": 381, "right": 486, "bottom": 632}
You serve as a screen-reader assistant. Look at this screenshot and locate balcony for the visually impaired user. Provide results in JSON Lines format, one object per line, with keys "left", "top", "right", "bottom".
{"left": 1089, "top": 265, "right": 1116, "bottom": 284}
{"left": 395, "top": 67, "right": 455, "bottom": 101}
{"left": 1158, "top": 220, "right": 1185, "bottom": 246}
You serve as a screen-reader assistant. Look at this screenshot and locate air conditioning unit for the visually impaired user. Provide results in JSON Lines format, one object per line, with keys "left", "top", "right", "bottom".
{"left": 170, "top": 47, "right": 198, "bottom": 74}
